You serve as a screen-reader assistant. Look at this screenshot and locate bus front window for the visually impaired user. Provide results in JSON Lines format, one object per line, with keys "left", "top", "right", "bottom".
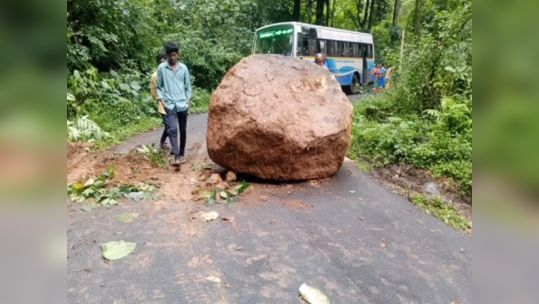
{"left": 255, "top": 27, "right": 294, "bottom": 57}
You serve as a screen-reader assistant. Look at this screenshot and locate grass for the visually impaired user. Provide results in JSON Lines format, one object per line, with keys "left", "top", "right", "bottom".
{"left": 94, "top": 116, "right": 162, "bottom": 150}
{"left": 411, "top": 194, "right": 471, "bottom": 232}
{"left": 355, "top": 159, "right": 371, "bottom": 173}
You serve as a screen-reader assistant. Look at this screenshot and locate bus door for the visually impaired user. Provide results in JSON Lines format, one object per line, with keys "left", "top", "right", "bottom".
{"left": 362, "top": 44, "right": 369, "bottom": 85}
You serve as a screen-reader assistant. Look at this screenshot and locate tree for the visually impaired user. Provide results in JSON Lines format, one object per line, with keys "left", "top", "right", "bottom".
{"left": 361, "top": 0, "right": 370, "bottom": 29}
{"left": 414, "top": 0, "right": 422, "bottom": 37}
{"left": 368, "top": 0, "right": 377, "bottom": 31}
{"left": 391, "top": 0, "right": 401, "bottom": 43}
{"left": 315, "top": 0, "right": 326, "bottom": 25}
{"left": 293, "top": 0, "right": 302, "bottom": 21}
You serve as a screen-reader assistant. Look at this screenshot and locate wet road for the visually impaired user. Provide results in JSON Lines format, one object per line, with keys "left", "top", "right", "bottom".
{"left": 67, "top": 92, "right": 471, "bottom": 304}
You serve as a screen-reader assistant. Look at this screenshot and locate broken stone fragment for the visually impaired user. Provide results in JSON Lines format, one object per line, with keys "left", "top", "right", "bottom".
{"left": 225, "top": 171, "right": 237, "bottom": 183}
{"left": 207, "top": 173, "right": 223, "bottom": 185}
{"left": 215, "top": 182, "right": 230, "bottom": 191}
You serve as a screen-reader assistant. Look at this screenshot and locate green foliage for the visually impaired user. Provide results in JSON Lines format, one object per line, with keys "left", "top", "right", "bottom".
{"left": 67, "top": 165, "right": 158, "bottom": 208}
{"left": 205, "top": 182, "right": 251, "bottom": 208}
{"left": 189, "top": 88, "right": 212, "bottom": 114}
{"left": 137, "top": 145, "right": 169, "bottom": 169}
{"left": 349, "top": 1, "right": 472, "bottom": 197}
{"left": 412, "top": 194, "right": 471, "bottom": 231}
{"left": 67, "top": 116, "right": 110, "bottom": 142}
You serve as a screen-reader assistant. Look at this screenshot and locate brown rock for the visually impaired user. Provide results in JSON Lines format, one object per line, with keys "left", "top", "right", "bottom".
{"left": 207, "top": 173, "right": 223, "bottom": 185}
{"left": 207, "top": 55, "right": 353, "bottom": 180}
{"left": 259, "top": 196, "right": 268, "bottom": 202}
{"left": 215, "top": 182, "right": 230, "bottom": 191}
{"left": 226, "top": 171, "right": 237, "bottom": 183}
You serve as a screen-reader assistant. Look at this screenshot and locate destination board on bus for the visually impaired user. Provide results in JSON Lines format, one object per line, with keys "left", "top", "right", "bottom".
{"left": 258, "top": 28, "right": 293, "bottom": 39}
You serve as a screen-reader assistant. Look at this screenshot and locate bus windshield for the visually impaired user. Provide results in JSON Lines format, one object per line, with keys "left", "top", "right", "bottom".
{"left": 254, "top": 27, "right": 294, "bottom": 56}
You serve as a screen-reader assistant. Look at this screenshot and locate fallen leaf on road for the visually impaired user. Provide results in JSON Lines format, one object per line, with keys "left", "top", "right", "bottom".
{"left": 201, "top": 211, "right": 219, "bottom": 222}
{"left": 116, "top": 213, "right": 139, "bottom": 223}
{"left": 380, "top": 243, "right": 387, "bottom": 249}
{"left": 101, "top": 240, "right": 137, "bottom": 260}
{"left": 81, "top": 204, "right": 99, "bottom": 212}
{"left": 299, "top": 283, "right": 330, "bottom": 304}
{"left": 205, "top": 276, "right": 221, "bottom": 283}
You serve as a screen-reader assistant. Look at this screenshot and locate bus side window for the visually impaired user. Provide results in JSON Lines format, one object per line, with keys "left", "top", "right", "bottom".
{"left": 319, "top": 40, "right": 327, "bottom": 56}
{"left": 367, "top": 45, "right": 373, "bottom": 58}
{"left": 343, "top": 42, "right": 350, "bottom": 57}
{"left": 330, "top": 41, "right": 339, "bottom": 57}
{"left": 353, "top": 43, "right": 360, "bottom": 58}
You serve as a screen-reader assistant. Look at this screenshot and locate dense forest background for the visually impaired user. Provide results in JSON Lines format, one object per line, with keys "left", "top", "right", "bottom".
{"left": 67, "top": 0, "right": 472, "bottom": 197}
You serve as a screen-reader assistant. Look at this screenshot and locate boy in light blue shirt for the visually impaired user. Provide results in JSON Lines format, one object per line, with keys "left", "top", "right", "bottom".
{"left": 156, "top": 41, "right": 193, "bottom": 165}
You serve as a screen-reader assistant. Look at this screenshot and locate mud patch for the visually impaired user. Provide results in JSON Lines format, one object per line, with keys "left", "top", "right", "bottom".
{"left": 283, "top": 200, "right": 309, "bottom": 210}
{"left": 368, "top": 163, "right": 472, "bottom": 221}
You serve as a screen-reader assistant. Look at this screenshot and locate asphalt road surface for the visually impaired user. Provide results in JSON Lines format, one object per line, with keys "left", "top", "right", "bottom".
{"left": 67, "top": 92, "right": 471, "bottom": 304}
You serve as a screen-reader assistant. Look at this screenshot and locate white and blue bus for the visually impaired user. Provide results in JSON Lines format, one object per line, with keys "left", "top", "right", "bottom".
{"left": 253, "top": 22, "right": 375, "bottom": 94}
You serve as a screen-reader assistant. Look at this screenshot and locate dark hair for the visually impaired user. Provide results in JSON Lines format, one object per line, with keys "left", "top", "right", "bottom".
{"left": 156, "top": 52, "right": 166, "bottom": 63}
{"left": 164, "top": 41, "right": 179, "bottom": 54}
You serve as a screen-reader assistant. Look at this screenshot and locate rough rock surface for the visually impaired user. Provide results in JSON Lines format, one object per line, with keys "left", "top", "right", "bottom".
{"left": 207, "top": 55, "right": 353, "bottom": 180}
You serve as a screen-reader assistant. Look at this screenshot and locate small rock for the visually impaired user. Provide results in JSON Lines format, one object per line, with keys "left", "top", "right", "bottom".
{"left": 205, "top": 276, "right": 221, "bottom": 283}
{"left": 226, "top": 171, "right": 237, "bottom": 183}
{"left": 201, "top": 211, "right": 219, "bottom": 222}
{"left": 460, "top": 248, "right": 465, "bottom": 253}
{"left": 259, "top": 196, "right": 268, "bottom": 202}
{"left": 269, "top": 220, "right": 276, "bottom": 225}
{"left": 198, "top": 175, "right": 206, "bottom": 181}
{"left": 191, "top": 187, "right": 201, "bottom": 195}
{"left": 424, "top": 182, "right": 441, "bottom": 196}
{"left": 207, "top": 173, "right": 223, "bottom": 185}
{"left": 216, "top": 182, "right": 230, "bottom": 191}
{"left": 222, "top": 217, "right": 235, "bottom": 223}
{"left": 380, "top": 243, "right": 387, "bottom": 249}
{"left": 359, "top": 217, "right": 364, "bottom": 221}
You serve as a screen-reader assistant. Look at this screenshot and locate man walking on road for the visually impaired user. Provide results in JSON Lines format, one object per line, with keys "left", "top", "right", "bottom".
{"left": 156, "top": 41, "right": 192, "bottom": 165}
{"left": 151, "top": 52, "right": 169, "bottom": 150}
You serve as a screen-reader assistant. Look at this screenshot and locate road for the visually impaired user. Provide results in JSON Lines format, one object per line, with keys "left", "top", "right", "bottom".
{"left": 67, "top": 93, "right": 471, "bottom": 304}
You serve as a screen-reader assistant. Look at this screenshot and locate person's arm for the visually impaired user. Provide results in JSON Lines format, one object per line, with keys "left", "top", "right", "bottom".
{"left": 184, "top": 67, "right": 193, "bottom": 107}
{"left": 150, "top": 74, "right": 158, "bottom": 101}
{"left": 157, "top": 66, "right": 165, "bottom": 101}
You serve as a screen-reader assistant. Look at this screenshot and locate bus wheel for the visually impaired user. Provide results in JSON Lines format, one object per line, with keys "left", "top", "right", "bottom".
{"left": 347, "top": 74, "right": 360, "bottom": 94}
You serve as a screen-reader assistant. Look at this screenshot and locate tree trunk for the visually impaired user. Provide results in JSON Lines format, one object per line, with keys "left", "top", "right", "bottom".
{"left": 367, "top": 0, "right": 376, "bottom": 31}
{"left": 361, "top": 0, "right": 370, "bottom": 30}
{"left": 315, "top": 0, "right": 326, "bottom": 25}
{"left": 392, "top": 0, "right": 400, "bottom": 27}
{"left": 308, "top": 0, "right": 313, "bottom": 23}
{"left": 414, "top": 0, "right": 422, "bottom": 37}
{"left": 331, "top": 0, "right": 337, "bottom": 27}
{"left": 391, "top": 0, "right": 400, "bottom": 43}
{"left": 293, "top": 0, "right": 302, "bottom": 21}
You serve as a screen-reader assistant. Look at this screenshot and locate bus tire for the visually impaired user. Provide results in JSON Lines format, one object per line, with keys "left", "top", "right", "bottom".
{"left": 347, "top": 73, "right": 360, "bottom": 94}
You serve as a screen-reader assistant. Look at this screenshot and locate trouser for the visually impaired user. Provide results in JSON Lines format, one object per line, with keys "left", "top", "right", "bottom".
{"left": 160, "top": 114, "right": 169, "bottom": 145}
{"left": 380, "top": 76, "right": 385, "bottom": 88}
{"left": 164, "top": 108, "right": 188, "bottom": 158}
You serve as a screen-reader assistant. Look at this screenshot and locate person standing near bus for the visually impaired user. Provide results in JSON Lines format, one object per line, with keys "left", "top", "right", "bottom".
{"left": 380, "top": 64, "right": 387, "bottom": 89}
{"left": 156, "top": 41, "right": 193, "bottom": 165}
{"left": 374, "top": 64, "right": 381, "bottom": 91}
{"left": 151, "top": 52, "right": 169, "bottom": 150}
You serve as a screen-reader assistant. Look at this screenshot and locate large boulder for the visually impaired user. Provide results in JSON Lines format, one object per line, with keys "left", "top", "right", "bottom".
{"left": 206, "top": 55, "right": 353, "bottom": 180}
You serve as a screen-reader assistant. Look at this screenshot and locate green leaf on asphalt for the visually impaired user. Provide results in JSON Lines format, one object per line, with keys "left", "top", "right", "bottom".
{"left": 101, "top": 240, "right": 137, "bottom": 260}
{"left": 81, "top": 205, "right": 99, "bottom": 212}
{"left": 237, "top": 182, "right": 250, "bottom": 194}
{"left": 116, "top": 213, "right": 139, "bottom": 223}
{"left": 220, "top": 191, "right": 228, "bottom": 199}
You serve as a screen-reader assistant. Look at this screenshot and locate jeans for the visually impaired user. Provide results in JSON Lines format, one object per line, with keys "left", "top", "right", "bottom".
{"left": 160, "top": 114, "right": 169, "bottom": 145}
{"left": 164, "top": 107, "right": 188, "bottom": 158}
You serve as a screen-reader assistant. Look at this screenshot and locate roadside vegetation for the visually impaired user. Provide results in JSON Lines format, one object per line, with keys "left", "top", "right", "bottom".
{"left": 349, "top": 2, "right": 472, "bottom": 200}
